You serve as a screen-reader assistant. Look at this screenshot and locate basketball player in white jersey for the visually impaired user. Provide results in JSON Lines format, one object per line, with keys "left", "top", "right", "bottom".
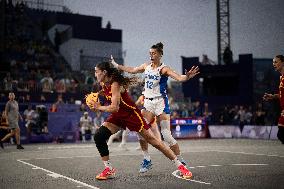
{"left": 110, "top": 42, "right": 199, "bottom": 173}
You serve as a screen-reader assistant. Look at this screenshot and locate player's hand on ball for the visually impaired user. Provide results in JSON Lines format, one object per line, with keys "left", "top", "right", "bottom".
{"left": 85, "top": 92, "right": 100, "bottom": 110}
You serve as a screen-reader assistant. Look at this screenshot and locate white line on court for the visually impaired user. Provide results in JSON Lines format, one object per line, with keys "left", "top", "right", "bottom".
{"left": 172, "top": 170, "right": 211, "bottom": 185}
{"left": 17, "top": 159, "right": 100, "bottom": 189}
{"left": 231, "top": 164, "right": 268, "bottom": 166}
{"left": 172, "top": 163, "right": 268, "bottom": 184}
{"left": 37, "top": 145, "right": 97, "bottom": 150}
{"left": 211, "top": 150, "right": 284, "bottom": 158}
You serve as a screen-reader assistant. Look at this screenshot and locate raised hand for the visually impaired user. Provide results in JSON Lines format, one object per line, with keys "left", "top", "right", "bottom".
{"left": 185, "top": 66, "right": 200, "bottom": 79}
{"left": 110, "top": 55, "right": 119, "bottom": 68}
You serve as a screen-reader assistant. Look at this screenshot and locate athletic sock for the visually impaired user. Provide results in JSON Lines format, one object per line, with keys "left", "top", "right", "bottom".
{"left": 172, "top": 157, "right": 182, "bottom": 167}
{"left": 142, "top": 150, "right": 151, "bottom": 161}
{"left": 103, "top": 160, "right": 112, "bottom": 170}
{"left": 177, "top": 154, "right": 185, "bottom": 162}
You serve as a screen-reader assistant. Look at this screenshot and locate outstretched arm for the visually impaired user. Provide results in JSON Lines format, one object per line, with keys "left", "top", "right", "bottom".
{"left": 110, "top": 55, "right": 146, "bottom": 74}
{"left": 162, "top": 65, "right": 200, "bottom": 82}
{"left": 263, "top": 93, "right": 279, "bottom": 101}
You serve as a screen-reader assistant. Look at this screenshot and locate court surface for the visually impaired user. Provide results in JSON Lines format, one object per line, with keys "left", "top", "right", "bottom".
{"left": 0, "top": 139, "right": 283, "bottom": 189}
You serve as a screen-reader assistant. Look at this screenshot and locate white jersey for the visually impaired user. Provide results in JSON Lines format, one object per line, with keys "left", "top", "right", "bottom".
{"left": 143, "top": 63, "right": 168, "bottom": 98}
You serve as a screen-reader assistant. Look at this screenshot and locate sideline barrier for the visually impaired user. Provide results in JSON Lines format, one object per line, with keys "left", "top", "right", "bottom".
{"left": 208, "top": 125, "right": 242, "bottom": 138}
{"left": 241, "top": 125, "right": 272, "bottom": 139}
{"left": 268, "top": 126, "right": 279, "bottom": 140}
{"left": 208, "top": 125, "right": 278, "bottom": 140}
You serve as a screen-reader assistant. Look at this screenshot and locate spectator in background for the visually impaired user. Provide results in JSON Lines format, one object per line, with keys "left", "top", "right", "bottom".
{"left": 245, "top": 106, "right": 253, "bottom": 125}
{"left": 223, "top": 46, "right": 233, "bottom": 65}
{"left": 79, "top": 112, "right": 94, "bottom": 142}
{"left": 171, "top": 110, "right": 180, "bottom": 119}
{"left": 49, "top": 103, "right": 58, "bottom": 113}
{"left": 40, "top": 94, "right": 46, "bottom": 103}
{"left": 0, "top": 92, "right": 24, "bottom": 149}
{"left": 263, "top": 55, "right": 284, "bottom": 144}
{"left": 203, "top": 102, "right": 212, "bottom": 124}
{"left": 237, "top": 105, "right": 246, "bottom": 131}
{"left": 192, "top": 101, "right": 202, "bottom": 117}
{"left": 79, "top": 103, "right": 88, "bottom": 112}
{"left": 23, "top": 104, "right": 34, "bottom": 126}
{"left": 254, "top": 103, "right": 266, "bottom": 125}
{"left": 40, "top": 71, "right": 53, "bottom": 92}
{"left": 55, "top": 94, "right": 64, "bottom": 104}
{"left": 85, "top": 72, "right": 95, "bottom": 92}
{"left": 24, "top": 105, "right": 37, "bottom": 137}
{"left": 3, "top": 73, "right": 13, "bottom": 91}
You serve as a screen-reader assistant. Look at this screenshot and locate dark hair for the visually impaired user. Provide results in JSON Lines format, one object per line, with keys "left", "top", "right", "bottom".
{"left": 151, "top": 42, "right": 164, "bottom": 55}
{"left": 95, "top": 62, "right": 136, "bottom": 88}
{"left": 275, "top": 55, "right": 284, "bottom": 62}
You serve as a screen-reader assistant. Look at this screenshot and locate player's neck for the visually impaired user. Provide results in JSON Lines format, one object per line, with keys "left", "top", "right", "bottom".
{"left": 152, "top": 61, "right": 162, "bottom": 68}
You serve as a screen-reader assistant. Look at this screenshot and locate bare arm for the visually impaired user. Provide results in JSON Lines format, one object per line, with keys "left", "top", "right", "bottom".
{"left": 110, "top": 55, "right": 146, "bottom": 74}
{"left": 95, "top": 82, "right": 121, "bottom": 113}
{"left": 162, "top": 65, "right": 200, "bottom": 82}
{"left": 263, "top": 93, "right": 279, "bottom": 101}
{"left": 135, "top": 95, "right": 144, "bottom": 106}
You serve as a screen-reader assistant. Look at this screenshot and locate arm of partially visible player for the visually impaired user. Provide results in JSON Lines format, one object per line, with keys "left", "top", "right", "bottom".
{"left": 162, "top": 65, "right": 200, "bottom": 82}
{"left": 110, "top": 55, "right": 147, "bottom": 74}
{"left": 263, "top": 93, "right": 279, "bottom": 101}
{"left": 95, "top": 82, "right": 121, "bottom": 113}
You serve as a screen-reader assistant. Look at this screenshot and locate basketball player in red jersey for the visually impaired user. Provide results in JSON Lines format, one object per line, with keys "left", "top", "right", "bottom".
{"left": 90, "top": 61, "right": 193, "bottom": 180}
{"left": 263, "top": 55, "right": 284, "bottom": 144}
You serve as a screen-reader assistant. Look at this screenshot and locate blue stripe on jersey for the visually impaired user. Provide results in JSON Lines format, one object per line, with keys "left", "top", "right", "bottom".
{"left": 159, "top": 75, "right": 170, "bottom": 114}
{"left": 159, "top": 75, "right": 168, "bottom": 96}
{"left": 163, "top": 95, "right": 171, "bottom": 114}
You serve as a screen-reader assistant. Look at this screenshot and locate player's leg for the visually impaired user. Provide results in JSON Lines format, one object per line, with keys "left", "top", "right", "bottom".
{"left": 94, "top": 122, "right": 120, "bottom": 180}
{"left": 15, "top": 127, "right": 24, "bottom": 149}
{"left": 158, "top": 113, "right": 187, "bottom": 165}
{"left": 139, "top": 128, "right": 192, "bottom": 179}
{"left": 0, "top": 129, "right": 16, "bottom": 149}
{"left": 137, "top": 109, "right": 155, "bottom": 173}
{"left": 107, "top": 129, "right": 122, "bottom": 146}
{"left": 119, "top": 128, "right": 129, "bottom": 149}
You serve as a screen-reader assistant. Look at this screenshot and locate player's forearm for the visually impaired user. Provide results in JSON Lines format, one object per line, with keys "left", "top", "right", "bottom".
{"left": 97, "top": 105, "right": 119, "bottom": 113}
{"left": 117, "top": 64, "right": 137, "bottom": 73}
{"left": 177, "top": 75, "right": 192, "bottom": 82}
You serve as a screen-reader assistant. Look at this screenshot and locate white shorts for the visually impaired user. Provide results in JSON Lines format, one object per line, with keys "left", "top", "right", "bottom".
{"left": 144, "top": 96, "right": 170, "bottom": 116}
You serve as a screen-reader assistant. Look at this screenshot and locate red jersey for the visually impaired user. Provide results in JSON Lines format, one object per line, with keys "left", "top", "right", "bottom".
{"left": 102, "top": 83, "right": 150, "bottom": 132}
{"left": 279, "top": 75, "right": 284, "bottom": 109}
{"left": 278, "top": 76, "right": 284, "bottom": 126}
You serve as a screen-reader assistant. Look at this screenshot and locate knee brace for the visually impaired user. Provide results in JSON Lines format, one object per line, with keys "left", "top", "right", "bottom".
{"left": 160, "top": 120, "right": 177, "bottom": 146}
{"left": 94, "top": 126, "right": 112, "bottom": 157}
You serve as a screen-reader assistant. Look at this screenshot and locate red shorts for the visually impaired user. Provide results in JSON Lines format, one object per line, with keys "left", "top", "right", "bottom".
{"left": 105, "top": 109, "right": 150, "bottom": 132}
{"left": 278, "top": 110, "right": 284, "bottom": 126}
{"left": 278, "top": 115, "right": 284, "bottom": 126}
